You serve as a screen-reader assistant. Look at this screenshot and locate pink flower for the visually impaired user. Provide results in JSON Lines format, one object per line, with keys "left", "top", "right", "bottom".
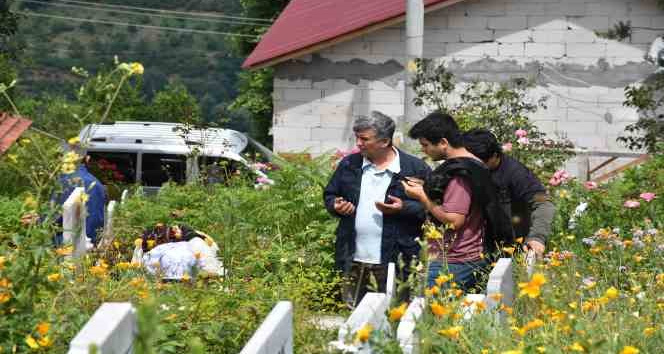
{"left": 515, "top": 129, "right": 528, "bottom": 138}
{"left": 256, "top": 177, "right": 271, "bottom": 184}
{"left": 640, "top": 192, "right": 656, "bottom": 202}
{"left": 517, "top": 137, "right": 530, "bottom": 145}
{"left": 502, "top": 142, "right": 513, "bottom": 152}
{"left": 549, "top": 177, "right": 561, "bottom": 186}
{"left": 584, "top": 181, "right": 598, "bottom": 190}
{"left": 624, "top": 200, "right": 641, "bottom": 208}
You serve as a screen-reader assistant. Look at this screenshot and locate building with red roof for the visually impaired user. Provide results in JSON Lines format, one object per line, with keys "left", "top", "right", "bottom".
{"left": 245, "top": 0, "right": 659, "bottom": 159}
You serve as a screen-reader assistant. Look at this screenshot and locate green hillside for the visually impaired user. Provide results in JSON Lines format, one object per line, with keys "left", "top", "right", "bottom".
{"left": 10, "top": 0, "right": 265, "bottom": 124}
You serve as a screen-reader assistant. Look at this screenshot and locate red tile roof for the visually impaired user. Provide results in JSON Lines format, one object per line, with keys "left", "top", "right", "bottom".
{"left": 0, "top": 112, "right": 32, "bottom": 155}
{"left": 243, "top": 0, "right": 458, "bottom": 69}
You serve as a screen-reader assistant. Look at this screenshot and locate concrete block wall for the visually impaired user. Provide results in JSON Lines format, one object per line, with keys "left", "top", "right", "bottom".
{"left": 273, "top": 0, "right": 661, "bottom": 155}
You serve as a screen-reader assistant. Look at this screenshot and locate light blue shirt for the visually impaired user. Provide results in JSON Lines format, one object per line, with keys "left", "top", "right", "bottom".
{"left": 354, "top": 148, "right": 401, "bottom": 264}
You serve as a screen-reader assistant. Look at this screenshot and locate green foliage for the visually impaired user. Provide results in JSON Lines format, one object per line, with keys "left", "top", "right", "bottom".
{"left": 595, "top": 21, "right": 632, "bottom": 41}
{"left": 621, "top": 77, "right": 664, "bottom": 154}
{"left": 230, "top": 69, "right": 275, "bottom": 146}
{"left": 411, "top": 59, "right": 575, "bottom": 180}
{"left": 150, "top": 82, "right": 202, "bottom": 124}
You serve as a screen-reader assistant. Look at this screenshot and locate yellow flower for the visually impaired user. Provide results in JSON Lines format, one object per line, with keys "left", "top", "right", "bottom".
{"left": 130, "top": 62, "right": 144, "bottom": 75}
{"left": 37, "top": 336, "right": 52, "bottom": 348}
{"left": 23, "top": 196, "right": 38, "bottom": 210}
{"left": 424, "top": 225, "right": 442, "bottom": 240}
{"left": 0, "top": 278, "right": 13, "bottom": 288}
{"left": 536, "top": 347, "right": 546, "bottom": 353}
{"left": 430, "top": 302, "right": 450, "bottom": 317}
{"left": 134, "top": 238, "right": 143, "bottom": 247}
{"left": 62, "top": 151, "right": 80, "bottom": 164}
{"left": 435, "top": 274, "right": 453, "bottom": 286}
{"left": 55, "top": 246, "right": 73, "bottom": 256}
{"left": 502, "top": 351, "right": 522, "bottom": 354}
{"left": 644, "top": 327, "right": 656, "bottom": 336}
{"left": 425, "top": 285, "right": 440, "bottom": 297}
{"left": 25, "top": 335, "right": 39, "bottom": 349}
{"left": 89, "top": 265, "right": 108, "bottom": 278}
{"left": 46, "top": 273, "right": 61, "bottom": 282}
{"left": 569, "top": 342, "right": 585, "bottom": 352}
{"left": 165, "top": 313, "right": 177, "bottom": 321}
{"left": 61, "top": 163, "right": 76, "bottom": 174}
{"left": 605, "top": 287, "right": 619, "bottom": 300}
{"left": 515, "top": 318, "right": 544, "bottom": 336}
{"left": 355, "top": 323, "right": 372, "bottom": 343}
{"left": 0, "top": 256, "right": 5, "bottom": 270}
{"left": 406, "top": 60, "right": 418, "bottom": 73}
{"left": 205, "top": 237, "right": 214, "bottom": 247}
{"left": 518, "top": 273, "right": 547, "bottom": 298}
{"left": 388, "top": 303, "right": 408, "bottom": 322}
{"left": 489, "top": 292, "right": 503, "bottom": 301}
{"left": 116, "top": 262, "right": 131, "bottom": 270}
{"left": 620, "top": 346, "right": 639, "bottom": 354}
{"left": 20, "top": 138, "right": 31, "bottom": 144}
{"left": 0, "top": 292, "right": 10, "bottom": 303}
{"left": 7, "top": 154, "right": 18, "bottom": 163}
{"left": 437, "top": 325, "right": 462, "bottom": 340}
{"left": 79, "top": 192, "right": 89, "bottom": 205}
{"left": 182, "top": 273, "right": 191, "bottom": 282}
{"left": 67, "top": 136, "right": 80, "bottom": 145}
{"left": 36, "top": 322, "right": 50, "bottom": 336}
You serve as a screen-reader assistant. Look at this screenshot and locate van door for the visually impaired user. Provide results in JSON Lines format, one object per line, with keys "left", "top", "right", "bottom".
{"left": 140, "top": 153, "right": 187, "bottom": 187}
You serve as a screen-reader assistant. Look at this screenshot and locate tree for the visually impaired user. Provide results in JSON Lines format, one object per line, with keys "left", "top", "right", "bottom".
{"left": 149, "top": 82, "right": 201, "bottom": 124}
{"left": 229, "top": 0, "right": 290, "bottom": 147}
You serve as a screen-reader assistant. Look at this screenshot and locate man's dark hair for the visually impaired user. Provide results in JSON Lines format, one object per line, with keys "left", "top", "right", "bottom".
{"left": 463, "top": 129, "right": 503, "bottom": 162}
{"left": 408, "top": 111, "right": 463, "bottom": 147}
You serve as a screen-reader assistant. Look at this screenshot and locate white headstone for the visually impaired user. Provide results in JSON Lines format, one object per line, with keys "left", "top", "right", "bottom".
{"left": 485, "top": 258, "right": 514, "bottom": 323}
{"left": 329, "top": 292, "right": 389, "bottom": 352}
{"left": 525, "top": 249, "right": 536, "bottom": 277}
{"left": 120, "top": 189, "right": 129, "bottom": 204}
{"left": 98, "top": 200, "right": 117, "bottom": 248}
{"left": 240, "top": 301, "right": 293, "bottom": 354}
{"left": 460, "top": 294, "right": 487, "bottom": 320}
{"left": 386, "top": 262, "right": 396, "bottom": 301}
{"left": 62, "top": 187, "right": 88, "bottom": 257}
{"left": 396, "top": 297, "right": 425, "bottom": 354}
{"left": 68, "top": 302, "right": 136, "bottom": 354}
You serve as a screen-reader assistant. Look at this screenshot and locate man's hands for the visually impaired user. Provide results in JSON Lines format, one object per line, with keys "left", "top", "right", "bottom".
{"left": 334, "top": 197, "right": 356, "bottom": 216}
{"left": 375, "top": 195, "right": 403, "bottom": 215}
{"left": 401, "top": 178, "right": 426, "bottom": 202}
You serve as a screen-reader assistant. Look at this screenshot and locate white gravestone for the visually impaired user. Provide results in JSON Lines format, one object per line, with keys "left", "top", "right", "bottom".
{"left": 120, "top": 189, "right": 129, "bottom": 205}
{"left": 240, "top": 301, "right": 293, "bottom": 354}
{"left": 330, "top": 292, "right": 389, "bottom": 353}
{"left": 485, "top": 258, "right": 515, "bottom": 323}
{"left": 98, "top": 200, "right": 117, "bottom": 249}
{"left": 396, "top": 297, "right": 425, "bottom": 354}
{"left": 385, "top": 262, "right": 396, "bottom": 302}
{"left": 68, "top": 302, "right": 136, "bottom": 354}
{"left": 62, "top": 187, "right": 88, "bottom": 257}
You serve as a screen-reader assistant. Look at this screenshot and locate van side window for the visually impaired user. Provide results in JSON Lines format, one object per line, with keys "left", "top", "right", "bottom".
{"left": 87, "top": 152, "right": 137, "bottom": 183}
{"left": 142, "top": 154, "right": 186, "bottom": 187}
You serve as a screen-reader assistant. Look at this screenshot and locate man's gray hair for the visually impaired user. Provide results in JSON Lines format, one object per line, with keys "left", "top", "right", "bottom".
{"left": 352, "top": 111, "right": 396, "bottom": 142}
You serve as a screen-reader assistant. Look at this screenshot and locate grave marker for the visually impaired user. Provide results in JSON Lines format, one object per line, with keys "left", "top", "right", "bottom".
{"left": 62, "top": 187, "right": 88, "bottom": 257}
{"left": 240, "top": 301, "right": 293, "bottom": 354}
{"left": 68, "top": 302, "right": 136, "bottom": 354}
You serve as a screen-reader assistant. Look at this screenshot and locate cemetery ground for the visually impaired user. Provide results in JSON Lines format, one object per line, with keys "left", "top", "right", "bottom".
{"left": 0, "top": 151, "right": 662, "bottom": 353}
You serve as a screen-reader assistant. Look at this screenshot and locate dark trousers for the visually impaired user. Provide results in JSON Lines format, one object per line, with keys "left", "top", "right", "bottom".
{"left": 342, "top": 262, "right": 388, "bottom": 309}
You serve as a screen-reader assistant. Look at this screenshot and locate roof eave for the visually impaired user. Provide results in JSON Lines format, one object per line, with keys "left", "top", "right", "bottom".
{"left": 242, "top": 0, "right": 467, "bottom": 70}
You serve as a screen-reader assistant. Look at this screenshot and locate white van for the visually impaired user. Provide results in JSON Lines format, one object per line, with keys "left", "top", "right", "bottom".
{"left": 79, "top": 121, "right": 265, "bottom": 192}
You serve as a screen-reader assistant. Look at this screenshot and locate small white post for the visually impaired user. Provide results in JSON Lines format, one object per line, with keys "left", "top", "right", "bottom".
{"left": 386, "top": 262, "right": 396, "bottom": 302}
{"left": 68, "top": 302, "right": 136, "bottom": 354}
{"left": 239, "top": 301, "right": 293, "bottom": 354}
{"left": 485, "top": 258, "right": 514, "bottom": 323}
{"left": 120, "top": 189, "right": 129, "bottom": 204}
{"left": 525, "top": 249, "right": 536, "bottom": 277}
{"left": 330, "top": 292, "right": 389, "bottom": 352}
{"left": 98, "top": 200, "right": 117, "bottom": 249}
{"left": 396, "top": 297, "right": 425, "bottom": 354}
{"left": 63, "top": 187, "right": 87, "bottom": 257}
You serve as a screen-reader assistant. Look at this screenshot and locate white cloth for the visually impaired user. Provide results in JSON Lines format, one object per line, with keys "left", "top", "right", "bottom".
{"left": 140, "top": 236, "right": 224, "bottom": 280}
{"left": 353, "top": 148, "right": 401, "bottom": 264}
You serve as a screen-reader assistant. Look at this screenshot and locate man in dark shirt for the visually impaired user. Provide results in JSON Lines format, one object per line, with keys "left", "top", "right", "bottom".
{"left": 463, "top": 129, "right": 554, "bottom": 257}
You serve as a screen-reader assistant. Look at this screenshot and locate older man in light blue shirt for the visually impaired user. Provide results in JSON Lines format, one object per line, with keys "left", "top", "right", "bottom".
{"left": 324, "top": 111, "right": 431, "bottom": 308}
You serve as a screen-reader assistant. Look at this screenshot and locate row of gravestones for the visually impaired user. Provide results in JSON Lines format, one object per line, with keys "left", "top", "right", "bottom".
{"left": 66, "top": 259, "right": 515, "bottom": 353}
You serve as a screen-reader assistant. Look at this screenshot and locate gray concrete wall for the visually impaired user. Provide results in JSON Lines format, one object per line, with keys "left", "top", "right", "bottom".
{"left": 272, "top": 0, "right": 661, "bottom": 158}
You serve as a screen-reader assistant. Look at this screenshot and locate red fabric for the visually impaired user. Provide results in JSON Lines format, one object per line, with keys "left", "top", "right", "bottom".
{"left": 243, "top": 0, "right": 454, "bottom": 69}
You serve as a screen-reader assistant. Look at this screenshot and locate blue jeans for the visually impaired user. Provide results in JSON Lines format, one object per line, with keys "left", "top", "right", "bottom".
{"left": 427, "top": 259, "right": 490, "bottom": 292}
